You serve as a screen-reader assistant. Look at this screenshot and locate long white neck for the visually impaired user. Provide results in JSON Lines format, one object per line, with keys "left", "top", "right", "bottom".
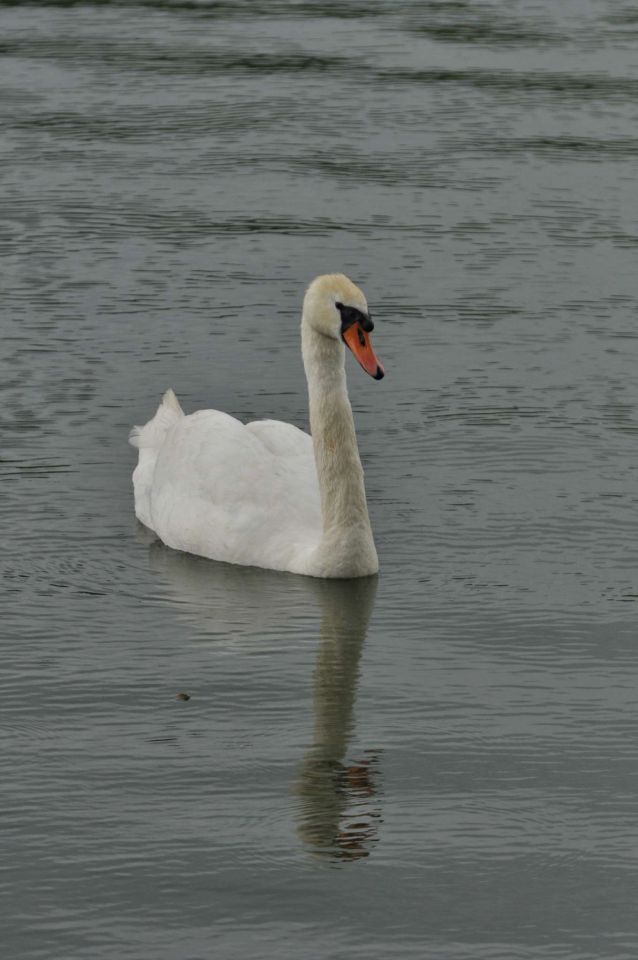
{"left": 302, "top": 321, "right": 378, "bottom": 577}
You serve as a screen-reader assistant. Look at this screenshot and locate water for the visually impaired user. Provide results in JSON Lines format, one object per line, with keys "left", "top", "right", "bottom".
{"left": 2, "top": 1, "right": 638, "bottom": 957}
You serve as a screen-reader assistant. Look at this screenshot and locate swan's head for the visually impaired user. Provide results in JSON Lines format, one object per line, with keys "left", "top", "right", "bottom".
{"left": 303, "top": 273, "right": 385, "bottom": 380}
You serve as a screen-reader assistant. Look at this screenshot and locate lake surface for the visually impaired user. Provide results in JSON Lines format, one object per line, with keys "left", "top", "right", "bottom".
{"left": 2, "top": 1, "right": 638, "bottom": 957}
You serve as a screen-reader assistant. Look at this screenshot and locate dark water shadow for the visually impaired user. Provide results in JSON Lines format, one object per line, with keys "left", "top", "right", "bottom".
{"left": 145, "top": 540, "right": 382, "bottom": 861}
{"left": 0, "top": 0, "right": 394, "bottom": 15}
{"left": 373, "top": 67, "right": 638, "bottom": 102}
{"left": 402, "top": 3, "right": 562, "bottom": 48}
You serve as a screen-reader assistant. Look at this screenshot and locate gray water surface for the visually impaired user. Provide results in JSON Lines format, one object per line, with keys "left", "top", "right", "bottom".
{"left": 2, "top": 1, "right": 638, "bottom": 958}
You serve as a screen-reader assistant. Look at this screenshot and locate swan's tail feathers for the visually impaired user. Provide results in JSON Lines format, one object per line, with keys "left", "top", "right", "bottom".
{"left": 161, "top": 387, "right": 184, "bottom": 416}
{"left": 129, "top": 389, "right": 185, "bottom": 450}
{"left": 130, "top": 390, "right": 184, "bottom": 529}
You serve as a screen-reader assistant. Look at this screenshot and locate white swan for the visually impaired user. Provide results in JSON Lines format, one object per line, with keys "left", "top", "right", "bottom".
{"left": 130, "top": 273, "right": 385, "bottom": 578}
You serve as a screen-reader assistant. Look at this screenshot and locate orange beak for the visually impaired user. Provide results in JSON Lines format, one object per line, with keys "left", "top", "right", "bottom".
{"left": 343, "top": 323, "right": 385, "bottom": 380}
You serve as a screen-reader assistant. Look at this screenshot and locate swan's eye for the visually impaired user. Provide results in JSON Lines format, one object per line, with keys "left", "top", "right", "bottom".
{"left": 336, "top": 302, "right": 357, "bottom": 324}
{"left": 336, "top": 302, "right": 372, "bottom": 334}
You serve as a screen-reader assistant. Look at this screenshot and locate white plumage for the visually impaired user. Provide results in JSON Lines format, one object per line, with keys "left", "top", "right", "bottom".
{"left": 130, "top": 274, "right": 384, "bottom": 578}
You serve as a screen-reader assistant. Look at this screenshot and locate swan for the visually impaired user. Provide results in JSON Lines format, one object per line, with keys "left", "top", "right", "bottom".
{"left": 130, "top": 273, "right": 385, "bottom": 578}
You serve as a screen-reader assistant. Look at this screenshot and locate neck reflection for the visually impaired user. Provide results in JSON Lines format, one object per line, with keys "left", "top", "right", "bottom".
{"left": 296, "top": 576, "right": 382, "bottom": 862}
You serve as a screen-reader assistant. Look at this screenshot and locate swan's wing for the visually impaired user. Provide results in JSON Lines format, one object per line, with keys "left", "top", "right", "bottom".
{"left": 147, "top": 409, "right": 321, "bottom": 572}
{"left": 245, "top": 418, "right": 313, "bottom": 458}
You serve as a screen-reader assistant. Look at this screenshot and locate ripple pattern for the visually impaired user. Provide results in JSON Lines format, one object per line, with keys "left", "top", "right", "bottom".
{"left": 2, "top": 1, "right": 638, "bottom": 958}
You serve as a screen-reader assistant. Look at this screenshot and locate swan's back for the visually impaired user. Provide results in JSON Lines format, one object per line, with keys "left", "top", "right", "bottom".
{"left": 130, "top": 390, "right": 322, "bottom": 572}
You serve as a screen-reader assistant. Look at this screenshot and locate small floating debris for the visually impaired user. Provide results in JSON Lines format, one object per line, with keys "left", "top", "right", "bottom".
{"left": 175, "top": 692, "right": 190, "bottom": 701}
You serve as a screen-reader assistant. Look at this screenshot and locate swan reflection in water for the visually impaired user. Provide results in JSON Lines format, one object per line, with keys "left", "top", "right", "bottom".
{"left": 294, "top": 576, "right": 382, "bottom": 861}
{"left": 146, "top": 539, "right": 382, "bottom": 861}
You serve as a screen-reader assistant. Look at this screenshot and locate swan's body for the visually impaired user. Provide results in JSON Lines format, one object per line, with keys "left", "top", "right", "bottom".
{"left": 130, "top": 274, "right": 384, "bottom": 578}
{"left": 132, "top": 398, "right": 324, "bottom": 574}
